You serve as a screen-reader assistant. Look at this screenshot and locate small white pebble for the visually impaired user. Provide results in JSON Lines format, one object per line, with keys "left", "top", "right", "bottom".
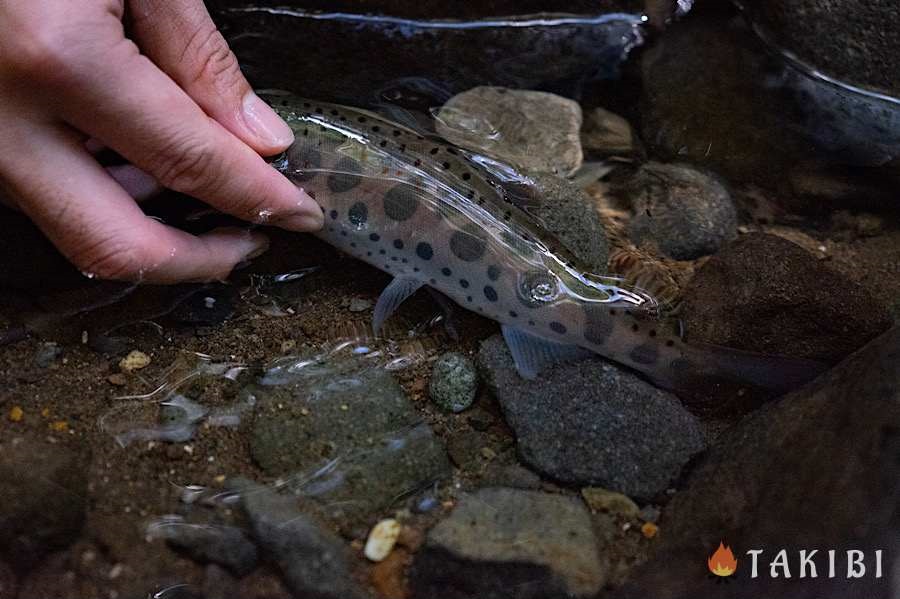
{"left": 108, "top": 564, "right": 124, "bottom": 579}
{"left": 364, "top": 518, "right": 401, "bottom": 562}
{"left": 204, "top": 296, "right": 216, "bottom": 309}
{"left": 119, "top": 350, "right": 151, "bottom": 372}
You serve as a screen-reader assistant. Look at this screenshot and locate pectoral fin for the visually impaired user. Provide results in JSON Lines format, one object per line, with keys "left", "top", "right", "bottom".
{"left": 373, "top": 276, "right": 424, "bottom": 335}
{"left": 501, "top": 324, "right": 592, "bottom": 379}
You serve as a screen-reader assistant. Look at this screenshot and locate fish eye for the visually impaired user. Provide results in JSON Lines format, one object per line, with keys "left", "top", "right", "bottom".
{"left": 518, "top": 270, "right": 559, "bottom": 306}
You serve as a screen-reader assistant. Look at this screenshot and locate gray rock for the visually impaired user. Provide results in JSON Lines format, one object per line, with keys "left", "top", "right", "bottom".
{"left": 0, "top": 436, "right": 87, "bottom": 571}
{"left": 411, "top": 487, "right": 606, "bottom": 598}
{"left": 161, "top": 521, "right": 258, "bottom": 576}
{"left": 429, "top": 352, "right": 478, "bottom": 413}
{"left": 33, "top": 342, "right": 63, "bottom": 368}
{"left": 248, "top": 357, "right": 451, "bottom": 528}
{"left": 530, "top": 173, "right": 610, "bottom": 273}
{"left": 477, "top": 335, "right": 706, "bottom": 500}
{"left": 616, "top": 326, "right": 900, "bottom": 599}
{"left": 227, "top": 478, "right": 366, "bottom": 599}
{"left": 681, "top": 233, "right": 893, "bottom": 364}
{"left": 624, "top": 162, "right": 737, "bottom": 260}
{"left": 436, "top": 86, "right": 583, "bottom": 175}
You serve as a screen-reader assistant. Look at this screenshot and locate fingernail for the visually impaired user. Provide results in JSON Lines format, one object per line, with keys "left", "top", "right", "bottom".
{"left": 242, "top": 92, "right": 295, "bottom": 148}
{"left": 279, "top": 211, "right": 324, "bottom": 232}
{"left": 244, "top": 234, "right": 271, "bottom": 260}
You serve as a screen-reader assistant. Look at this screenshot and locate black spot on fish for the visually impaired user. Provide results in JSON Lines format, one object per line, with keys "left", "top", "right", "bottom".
{"left": 487, "top": 265, "right": 500, "bottom": 281}
{"left": 416, "top": 242, "right": 433, "bottom": 260}
{"left": 383, "top": 184, "right": 418, "bottom": 221}
{"left": 467, "top": 296, "right": 473, "bottom": 302}
{"left": 442, "top": 162, "right": 451, "bottom": 170}
{"left": 328, "top": 157, "right": 362, "bottom": 192}
{"left": 379, "top": 140, "right": 387, "bottom": 147}
{"left": 584, "top": 305, "right": 614, "bottom": 346}
{"left": 379, "top": 249, "right": 386, "bottom": 255}
{"left": 549, "top": 322, "right": 567, "bottom": 335}
{"left": 369, "top": 233, "right": 380, "bottom": 242}
{"left": 285, "top": 146, "right": 321, "bottom": 182}
{"left": 329, "top": 210, "right": 338, "bottom": 220}
{"left": 441, "top": 267, "right": 452, "bottom": 276}
{"left": 484, "top": 286, "right": 498, "bottom": 302}
{"left": 430, "top": 278, "right": 437, "bottom": 285}
{"left": 348, "top": 202, "right": 367, "bottom": 227}
{"left": 449, "top": 227, "right": 487, "bottom": 262}
{"left": 629, "top": 344, "right": 659, "bottom": 365}
{"left": 393, "top": 239, "right": 404, "bottom": 250}
{"left": 509, "top": 310, "right": 518, "bottom": 318}
{"left": 462, "top": 172, "right": 471, "bottom": 181}
{"left": 459, "top": 279, "right": 469, "bottom": 289}
{"left": 358, "top": 116, "right": 367, "bottom": 123}
{"left": 372, "top": 126, "right": 380, "bottom": 133}
{"left": 430, "top": 148, "right": 439, "bottom": 155}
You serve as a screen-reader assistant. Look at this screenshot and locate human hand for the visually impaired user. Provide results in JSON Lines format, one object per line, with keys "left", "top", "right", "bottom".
{"left": 0, "top": 0, "right": 321, "bottom": 284}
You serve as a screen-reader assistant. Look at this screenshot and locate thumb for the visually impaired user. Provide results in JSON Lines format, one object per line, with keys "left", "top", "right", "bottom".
{"left": 127, "top": 0, "right": 293, "bottom": 155}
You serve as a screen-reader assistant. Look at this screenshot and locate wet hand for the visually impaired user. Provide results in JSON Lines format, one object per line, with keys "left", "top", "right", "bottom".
{"left": 0, "top": 0, "right": 322, "bottom": 283}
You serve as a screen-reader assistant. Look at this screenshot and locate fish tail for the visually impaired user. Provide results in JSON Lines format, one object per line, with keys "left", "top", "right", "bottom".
{"left": 657, "top": 342, "right": 828, "bottom": 398}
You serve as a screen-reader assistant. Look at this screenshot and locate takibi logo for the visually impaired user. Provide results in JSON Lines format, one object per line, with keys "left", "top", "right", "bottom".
{"left": 705, "top": 540, "right": 885, "bottom": 581}
{"left": 708, "top": 542, "right": 738, "bottom": 577}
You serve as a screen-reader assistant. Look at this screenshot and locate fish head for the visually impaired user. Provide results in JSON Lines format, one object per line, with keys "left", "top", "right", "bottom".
{"left": 517, "top": 255, "right": 657, "bottom": 313}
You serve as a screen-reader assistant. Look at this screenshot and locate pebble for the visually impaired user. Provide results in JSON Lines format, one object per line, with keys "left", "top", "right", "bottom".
{"left": 33, "top": 342, "right": 63, "bottom": 368}
{"left": 364, "top": 518, "right": 401, "bottom": 562}
{"left": 411, "top": 487, "right": 606, "bottom": 598}
{"left": 7, "top": 406, "right": 23, "bottom": 423}
{"left": 106, "top": 373, "right": 128, "bottom": 386}
{"left": 435, "top": 86, "right": 583, "bottom": 175}
{"left": 347, "top": 298, "right": 372, "bottom": 313}
{"left": 624, "top": 162, "right": 737, "bottom": 260}
{"left": 581, "top": 106, "right": 638, "bottom": 157}
{"left": 478, "top": 335, "right": 706, "bottom": 500}
{"left": 428, "top": 352, "right": 477, "bottom": 413}
{"left": 581, "top": 488, "right": 640, "bottom": 519}
{"left": 119, "top": 350, "right": 151, "bottom": 372}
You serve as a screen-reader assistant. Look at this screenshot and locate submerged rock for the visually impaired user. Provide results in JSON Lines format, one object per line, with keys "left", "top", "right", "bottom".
{"left": 159, "top": 521, "right": 258, "bottom": 577}
{"left": 624, "top": 162, "right": 737, "bottom": 260}
{"left": 681, "top": 233, "right": 893, "bottom": 364}
{"left": 477, "top": 335, "right": 706, "bottom": 500}
{"left": 581, "top": 106, "right": 639, "bottom": 158}
{"left": 529, "top": 173, "right": 610, "bottom": 273}
{"left": 410, "top": 487, "right": 606, "bottom": 598}
{"left": 227, "top": 478, "right": 366, "bottom": 599}
{"left": 248, "top": 358, "right": 451, "bottom": 528}
{"left": 435, "top": 86, "right": 584, "bottom": 175}
{"left": 616, "top": 326, "right": 900, "bottom": 599}
{"left": 742, "top": 0, "right": 900, "bottom": 98}
{"left": 429, "top": 352, "right": 478, "bottom": 413}
{"left": 0, "top": 436, "right": 87, "bottom": 571}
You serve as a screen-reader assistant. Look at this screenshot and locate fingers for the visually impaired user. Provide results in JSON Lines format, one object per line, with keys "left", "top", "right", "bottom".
{"left": 127, "top": 0, "right": 293, "bottom": 155}
{"left": 2, "top": 120, "right": 270, "bottom": 284}
{"left": 45, "top": 20, "right": 322, "bottom": 233}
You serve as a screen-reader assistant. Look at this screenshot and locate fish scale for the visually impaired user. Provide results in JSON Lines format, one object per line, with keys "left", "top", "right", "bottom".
{"left": 266, "top": 94, "right": 826, "bottom": 397}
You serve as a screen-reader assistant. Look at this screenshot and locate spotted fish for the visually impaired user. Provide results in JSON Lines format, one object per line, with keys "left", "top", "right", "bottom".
{"left": 266, "top": 94, "right": 823, "bottom": 397}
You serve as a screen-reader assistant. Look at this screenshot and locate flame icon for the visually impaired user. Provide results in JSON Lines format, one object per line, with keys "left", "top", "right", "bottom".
{"left": 708, "top": 542, "right": 738, "bottom": 577}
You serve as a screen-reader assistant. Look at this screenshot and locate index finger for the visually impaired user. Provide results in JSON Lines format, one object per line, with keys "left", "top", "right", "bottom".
{"left": 47, "top": 24, "right": 322, "bottom": 232}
